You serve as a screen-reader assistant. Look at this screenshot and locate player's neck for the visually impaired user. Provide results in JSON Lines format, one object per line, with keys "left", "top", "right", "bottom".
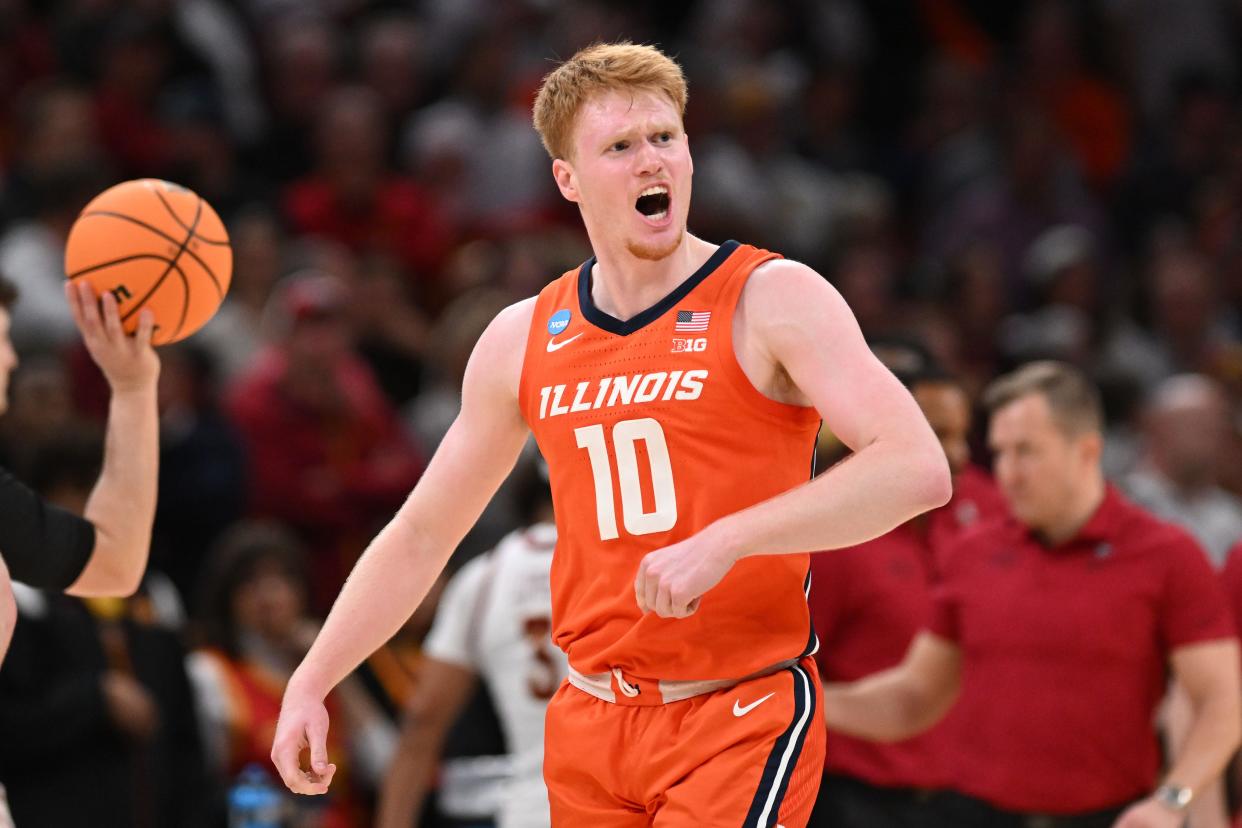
{"left": 588, "top": 234, "right": 717, "bottom": 322}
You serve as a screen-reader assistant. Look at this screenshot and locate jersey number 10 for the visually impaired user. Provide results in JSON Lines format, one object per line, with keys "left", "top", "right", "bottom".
{"left": 574, "top": 418, "right": 677, "bottom": 540}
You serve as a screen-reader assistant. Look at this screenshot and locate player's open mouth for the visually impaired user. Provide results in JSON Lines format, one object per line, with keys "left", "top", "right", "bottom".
{"left": 635, "top": 185, "right": 671, "bottom": 224}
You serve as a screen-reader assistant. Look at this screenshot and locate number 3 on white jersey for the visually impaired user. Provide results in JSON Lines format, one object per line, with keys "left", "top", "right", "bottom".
{"left": 574, "top": 418, "right": 677, "bottom": 540}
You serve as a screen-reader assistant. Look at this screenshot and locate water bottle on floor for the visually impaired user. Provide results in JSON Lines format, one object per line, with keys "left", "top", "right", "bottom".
{"left": 228, "top": 763, "right": 286, "bottom": 828}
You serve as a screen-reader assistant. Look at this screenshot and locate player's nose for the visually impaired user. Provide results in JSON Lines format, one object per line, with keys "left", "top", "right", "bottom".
{"left": 633, "top": 141, "right": 662, "bottom": 176}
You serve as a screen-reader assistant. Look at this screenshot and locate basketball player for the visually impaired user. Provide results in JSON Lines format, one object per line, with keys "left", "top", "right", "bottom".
{"left": 0, "top": 277, "right": 160, "bottom": 666}
{"left": 272, "top": 43, "right": 950, "bottom": 826}
{"left": 375, "top": 456, "right": 562, "bottom": 828}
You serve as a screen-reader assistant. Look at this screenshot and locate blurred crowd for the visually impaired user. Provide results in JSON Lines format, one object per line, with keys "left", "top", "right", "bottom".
{"left": 3, "top": 0, "right": 1242, "bottom": 825}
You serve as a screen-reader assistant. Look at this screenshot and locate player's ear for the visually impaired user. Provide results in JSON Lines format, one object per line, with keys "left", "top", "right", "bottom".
{"left": 552, "top": 158, "right": 579, "bottom": 203}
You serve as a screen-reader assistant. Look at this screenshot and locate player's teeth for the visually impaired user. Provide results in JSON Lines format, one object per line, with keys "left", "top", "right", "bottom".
{"left": 639, "top": 186, "right": 668, "bottom": 197}
{"left": 649, "top": 210, "right": 667, "bottom": 220}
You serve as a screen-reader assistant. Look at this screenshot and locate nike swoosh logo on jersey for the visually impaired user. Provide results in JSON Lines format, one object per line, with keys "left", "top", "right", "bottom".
{"left": 546, "top": 332, "right": 583, "bottom": 352}
{"left": 732, "top": 692, "right": 775, "bottom": 717}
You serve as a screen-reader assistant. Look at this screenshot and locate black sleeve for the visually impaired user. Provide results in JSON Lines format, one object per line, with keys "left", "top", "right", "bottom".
{"left": 0, "top": 464, "right": 95, "bottom": 590}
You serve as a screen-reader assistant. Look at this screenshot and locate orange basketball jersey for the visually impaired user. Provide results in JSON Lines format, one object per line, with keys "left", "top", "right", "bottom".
{"left": 518, "top": 241, "right": 823, "bottom": 685}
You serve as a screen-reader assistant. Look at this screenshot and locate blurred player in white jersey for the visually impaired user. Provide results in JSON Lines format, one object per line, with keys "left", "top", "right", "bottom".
{"left": 376, "top": 455, "right": 562, "bottom": 828}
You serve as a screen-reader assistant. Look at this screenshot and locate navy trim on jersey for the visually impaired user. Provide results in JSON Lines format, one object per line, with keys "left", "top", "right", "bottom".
{"left": 576, "top": 240, "right": 740, "bottom": 336}
{"left": 802, "top": 422, "right": 822, "bottom": 659}
{"left": 809, "top": 420, "right": 822, "bottom": 478}
{"left": 800, "top": 567, "right": 819, "bottom": 659}
{"left": 743, "top": 662, "right": 815, "bottom": 827}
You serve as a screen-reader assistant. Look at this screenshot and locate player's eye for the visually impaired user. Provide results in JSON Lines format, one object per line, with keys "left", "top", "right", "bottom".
{"left": 655, "top": 132, "right": 672, "bottom": 143}
{"left": 610, "top": 140, "right": 629, "bottom": 152}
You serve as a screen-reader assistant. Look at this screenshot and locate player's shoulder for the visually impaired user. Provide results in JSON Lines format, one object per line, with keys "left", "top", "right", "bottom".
{"left": 486, "top": 296, "right": 540, "bottom": 344}
{"left": 746, "top": 255, "right": 828, "bottom": 292}
{"left": 739, "top": 255, "right": 846, "bottom": 322}
{"left": 467, "top": 297, "right": 540, "bottom": 399}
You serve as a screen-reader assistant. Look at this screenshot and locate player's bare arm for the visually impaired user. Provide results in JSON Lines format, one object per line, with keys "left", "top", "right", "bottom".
{"left": 63, "top": 281, "right": 161, "bottom": 598}
{"left": 271, "top": 298, "right": 534, "bottom": 795}
{"left": 375, "top": 658, "right": 478, "bottom": 828}
{"left": 0, "top": 556, "right": 13, "bottom": 665}
{"left": 635, "top": 259, "right": 952, "bottom": 617}
{"left": 822, "top": 632, "right": 961, "bottom": 742}
{"left": 1113, "top": 639, "right": 1242, "bottom": 828}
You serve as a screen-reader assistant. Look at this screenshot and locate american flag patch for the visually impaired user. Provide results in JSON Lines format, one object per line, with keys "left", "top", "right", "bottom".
{"left": 675, "top": 310, "right": 711, "bottom": 331}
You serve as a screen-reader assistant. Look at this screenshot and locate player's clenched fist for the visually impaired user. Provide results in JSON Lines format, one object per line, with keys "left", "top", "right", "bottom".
{"left": 271, "top": 690, "right": 337, "bottom": 795}
{"left": 634, "top": 531, "right": 738, "bottom": 618}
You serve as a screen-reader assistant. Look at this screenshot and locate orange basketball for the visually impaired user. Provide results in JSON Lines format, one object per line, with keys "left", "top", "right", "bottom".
{"left": 65, "top": 179, "right": 232, "bottom": 346}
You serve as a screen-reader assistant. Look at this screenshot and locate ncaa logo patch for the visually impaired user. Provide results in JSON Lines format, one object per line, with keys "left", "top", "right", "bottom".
{"left": 547, "top": 309, "right": 572, "bottom": 335}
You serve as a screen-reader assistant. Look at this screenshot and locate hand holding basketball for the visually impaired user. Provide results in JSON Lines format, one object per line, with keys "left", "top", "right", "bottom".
{"left": 64, "top": 179, "right": 232, "bottom": 346}
{"left": 65, "top": 281, "right": 159, "bottom": 394}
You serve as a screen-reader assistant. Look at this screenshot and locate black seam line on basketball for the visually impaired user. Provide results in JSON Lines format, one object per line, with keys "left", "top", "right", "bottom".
{"left": 152, "top": 189, "right": 229, "bottom": 245}
{"left": 82, "top": 211, "right": 224, "bottom": 299}
{"left": 169, "top": 260, "right": 191, "bottom": 340}
{"left": 118, "top": 198, "right": 202, "bottom": 324}
{"left": 67, "top": 253, "right": 183, "bottom": 280}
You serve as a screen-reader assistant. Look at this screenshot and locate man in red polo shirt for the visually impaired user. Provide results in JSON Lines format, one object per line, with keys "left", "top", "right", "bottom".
{"left": 824, "top": 361, "right": 1241, "bottom": 828}
{"left": 808, "top": 347, "right": 1005, "bottom": 827}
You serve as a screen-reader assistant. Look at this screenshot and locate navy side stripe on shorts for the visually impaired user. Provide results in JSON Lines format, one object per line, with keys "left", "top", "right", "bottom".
{"left": 743, "top": 662, "right": 815, "bottom": 827}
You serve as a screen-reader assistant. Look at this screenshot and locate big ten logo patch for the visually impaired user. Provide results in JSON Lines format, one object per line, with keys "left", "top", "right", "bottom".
{"left": 671, "top": 337, "right": 707, "bottom": 353}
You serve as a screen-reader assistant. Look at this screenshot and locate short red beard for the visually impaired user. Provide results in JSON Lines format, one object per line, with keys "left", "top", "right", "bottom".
{"left": 625, "top": 226, "right": 684, "bottom": 261}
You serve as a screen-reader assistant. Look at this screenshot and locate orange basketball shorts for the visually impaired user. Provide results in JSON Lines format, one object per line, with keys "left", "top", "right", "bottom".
{"left": 544, "top": 656, "right": 825, "bottom": 827}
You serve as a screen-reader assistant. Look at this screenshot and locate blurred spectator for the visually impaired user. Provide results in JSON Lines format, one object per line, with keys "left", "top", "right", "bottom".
{"left": 0, "top": 83, "right": 108, "bottom": 351}
{"left": 907, "top": 58, "right": 999, "bottom": 225}
{"left": 933, "top": 240, "right": 1007, "bottom": 389}
{"left": 1012, "top": 0, "right": 1131, "bottom": 191}
{"left": 1219, "top": 540, "right": 1242, "bottom": 826}
{"left": 167, "top": 0, "right": 268, "bottom": 145}
{"left": 348, "top": 252, "right": 431, "bottom": 408}
{"left": 0, "top": 429, "right": 208, "bottom": 828}
{"left": 378, "top": 454, "right": 559, "bottom": 828}
{"left": 226, "top": 270, "right": 424, "bottom": 611}
{"left": 253, "top": 17, "right": 342, "bottom": 182}
{"left": 1116, "top": 70, "right": 1237, "bottom": 255}
{"left": 921, "top": 104, "right": 1107, "bottom": 309}
{"left": 405, "top": 285, "right": 513, "bottom": 453}
{"left": 692, "top": 68, "right": 846, "bottom": 265}
{"left": 197, "top": 205, "right": 288, "bottom": 380}
{"left": 404, "top": 286, "right": 523, "bottom": 564}
{"left": 0, "top": 353, "right": 77, "bottom": 476}
{"left": 824, "top": 362, "right": 1241, "bottom": 827}
{"left": 88, "top": 11, "right": 184, "bottom": 178}
{"left": 156, "top": 79, "right": 265, "bottom": 220}
{"left": 284, "top": 85, "right": 454, "bottom": 281}
{"left": 1104, "top": 238, "right": 1241, "bottom": 389}
{"left": 1124, "top": 374, "right": 1242, "bottom": 566}
{"left": 997, "top": 224, "right": 1103, "bottom": 367}
{"left": 808, "top": 345, "right": 1005, "bottom": 828}
{"left": 151, "top": 342, "right": 249, "bottom": 601}
{"left": 358, "top": 13, "right": 427, "bottom": 131}
{"left": 400, "top": 25, "right": 555, "bottom": 237}
{"left": 831, "top": 241, "right": 901, "bottom": 338}
{"left": 1105, "top": 0, "right": 1236, "bottom": 124}
{"left": 187, "top": 521, "right": 396, "bottom": 827}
